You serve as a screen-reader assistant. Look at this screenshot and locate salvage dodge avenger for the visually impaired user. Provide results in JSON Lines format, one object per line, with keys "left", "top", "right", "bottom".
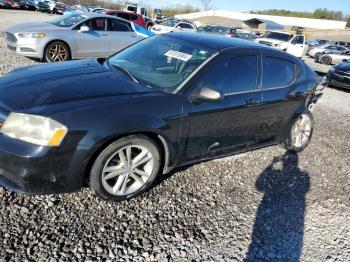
{"left": 0, "top": 33, "right": 323, "bottom": 201}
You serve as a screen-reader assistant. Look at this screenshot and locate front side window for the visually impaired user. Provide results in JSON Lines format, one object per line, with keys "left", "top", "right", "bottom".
{"left": 291, "top": 35, "right": 304, "bottom": 45}
{"left": 195, "top": 55, "right": 258, "bottom": 95}
{"left": 108, "top": 35, "right": 216, "bottom": 93}
{"left": 81, "top": 18, "right": 107, "bottom": 31}
{"left": 178, "top": 23, "right": 193, "bottom": 29}
{"left": 109, "top": 19, "right": 131, "bottom": 32}
{"left": 263, "top": 57, "right": 295, "bottom": 89}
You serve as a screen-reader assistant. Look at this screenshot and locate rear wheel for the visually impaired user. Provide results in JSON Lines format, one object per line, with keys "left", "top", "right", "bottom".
{"left": 321, "top": 55, "right": 332, "bottom": 65}
{"left": 44, "top": 41, "right": 70, "bottom": 63}
{"left": 283, "top": 112, "right": 314, "bottom": 153}
{"left": 89, "top": 135, "right": 161, "bottom": 201}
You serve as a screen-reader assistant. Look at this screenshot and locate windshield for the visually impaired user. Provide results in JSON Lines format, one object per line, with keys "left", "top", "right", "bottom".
{"left": 263, "top": 32, "right": 292, "bottom": 42}
{"left": 108, "top": 35, "right": 216, "bottom": 93}
{"left": 48, "top": 13, "right": 87, "bottom": 27}
{"left": 161, "top": 20, "right": 178, "bottom": 27}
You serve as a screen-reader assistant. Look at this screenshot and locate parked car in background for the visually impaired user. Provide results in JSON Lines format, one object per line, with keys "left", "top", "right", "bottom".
{"left": 197, "top": 25, "right": 231, "bottom": 36}
{"left": 5, "top": 13, "right": 149, "bottom": 62}
{"left": 230, "top": 31, "right": 257, "bottom": 41}
{"left": 151, "top": 20, "right": 196, "bottom": 34}
{"left": 308, "top": 44, "right": 348, "bottom": 58}
{"left": 327, "top": 60, "right": 350, "bottom": 89}
{"left": 256, "top": 32, "right": 308, "bottom": 58}
{"left": 99, "top": 10, "right": 153, "bottom": 30}
{"left": 317, "top": 50, "right": 350, "bottom": 65}
{"left": 2, "top": 0, "right": 20, "bottom": 8}
{"left": 53, "top": 2, "right": 72, "bottom": 15}
{"left": 314, "top": 49, "right": 340, "bottom": 63}
{"left": 0, "top": 33, "right": 322, "bottom": 201}
{"left": 36, "top": 0, "right": 55, "bottom": 13}
{"left": 255, "top": 31, "right": 293, "bottom": 47}
{"left": 0, "top": 0, "right": 12, "bottom": 8}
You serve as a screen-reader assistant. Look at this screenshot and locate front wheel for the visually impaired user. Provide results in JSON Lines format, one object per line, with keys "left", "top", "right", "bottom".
{"left": 44, "top": 41, "right": 70, "bottom": 63}
{"left": 283, "top": 112, "right": 314, "bottom": 153}
{"left": 89, "top": 135, "right": 161, "bottom": 202}
{"left": 321, "top": 55, "right": 332, "bottom": 65}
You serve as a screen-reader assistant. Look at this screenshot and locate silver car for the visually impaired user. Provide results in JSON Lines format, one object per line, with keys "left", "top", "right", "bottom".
{"left": 318, "top": 50, "right": 350, "bottom": 65}
{"left": 5, "top": 13, "right": 147, "bottom": 62}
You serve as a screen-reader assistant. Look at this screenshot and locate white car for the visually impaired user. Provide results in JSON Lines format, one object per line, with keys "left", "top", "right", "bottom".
{"left": 308, "top": 44, "right": 348, "bottom": 58}
{"left": 255, "top": 32, "right": 308, "bottom": 58}
{"left": 151, "top": 20, "right": 196, "bottom": 35}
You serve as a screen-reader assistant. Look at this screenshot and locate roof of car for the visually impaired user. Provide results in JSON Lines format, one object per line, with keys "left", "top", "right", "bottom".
{"left": 167, "top": 32, "right": 262, "bottom": 51}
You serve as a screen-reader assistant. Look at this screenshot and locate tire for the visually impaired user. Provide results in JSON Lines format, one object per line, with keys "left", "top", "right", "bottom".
{"left": 283, "top": 111, "right": 314, "bottom": 153}
{"left": 321, "top": 55, "right": 332, "bottom": 65}
{"left": 89, "top": 135, "right": 161, "bottom": 202}
{"left": 147, "top": 24, "right": 153, "bottom": 31}
{"left": 44, "top": 41, "right": 71, "bottom": 63}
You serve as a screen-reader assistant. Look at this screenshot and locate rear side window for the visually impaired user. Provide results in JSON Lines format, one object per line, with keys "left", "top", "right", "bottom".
{"left": 263, "top": 57, "right": 295, "bottom": 89}
{"left": 197, "top": 55, "right": 258, "bottom": 95}
{"left": 179, "top": 23, "right": 194, "bottom": 29}
{"left": 109, "top": 19, "right": 131, "bottom": 32}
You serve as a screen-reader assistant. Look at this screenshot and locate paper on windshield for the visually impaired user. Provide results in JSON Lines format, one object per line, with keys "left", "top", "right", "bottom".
{"left": 164, "top": 50, "right": 192, "bottom": 62}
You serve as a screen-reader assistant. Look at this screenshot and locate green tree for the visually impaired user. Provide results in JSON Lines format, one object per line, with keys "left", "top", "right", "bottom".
{"left": 347, "top": 16, "right": 350, "bottom": 27}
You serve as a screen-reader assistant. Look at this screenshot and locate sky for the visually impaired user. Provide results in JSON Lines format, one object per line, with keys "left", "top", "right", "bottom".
{"left": 144, "top": 0, "right": 349, "bottom": 14}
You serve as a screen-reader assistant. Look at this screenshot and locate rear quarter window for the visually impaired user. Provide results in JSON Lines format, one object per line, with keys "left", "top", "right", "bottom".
{"left": 262, "top": 57, "right": 296, "bottom": 89}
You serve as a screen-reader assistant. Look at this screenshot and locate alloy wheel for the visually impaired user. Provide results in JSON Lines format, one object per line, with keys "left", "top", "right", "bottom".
{"left": 291, "top": 114, "right": 312, "bottom": 149}
{"left": 48, "top": 44, "right": 68, "bottom": 62}
{"left": 101, "top": 145, "right": 154, "bottom": 196}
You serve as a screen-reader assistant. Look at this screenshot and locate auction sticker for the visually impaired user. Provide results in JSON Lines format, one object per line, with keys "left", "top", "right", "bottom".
{"left": 165, "top": 50, "right": 192, "bottom": 61}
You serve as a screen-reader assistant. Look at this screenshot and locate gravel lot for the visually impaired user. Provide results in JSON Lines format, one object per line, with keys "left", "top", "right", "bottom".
{"left": 0, "top": 10, "right": 350, "bottom": 261}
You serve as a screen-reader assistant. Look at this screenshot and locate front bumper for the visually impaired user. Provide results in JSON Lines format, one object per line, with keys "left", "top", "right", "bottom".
{"left": 4, "top": 33, "right": 46, "bottom": 59}
{"left": 327, "top": 72, "right": 350, "bottom": 89}
{"left": 0, "top": 133, "right": 91, "bottom": 194}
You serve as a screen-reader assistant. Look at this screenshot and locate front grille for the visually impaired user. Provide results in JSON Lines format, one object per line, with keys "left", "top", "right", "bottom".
{"left": 335, "top": 70, "right": 350, "bottom": 77}
{"left": 7, "top": 45, "right": 16, "bottom": 51}
{"left": 259, "top": 40, "right": 273, "bottom": 46}
{"left": 5, "top": 32, "right": 17, "bottom": 43}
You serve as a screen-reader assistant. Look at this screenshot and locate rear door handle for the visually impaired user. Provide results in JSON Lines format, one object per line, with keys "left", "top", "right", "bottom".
{"left": 245, "top": 99, "right": 259, "bottom": 105}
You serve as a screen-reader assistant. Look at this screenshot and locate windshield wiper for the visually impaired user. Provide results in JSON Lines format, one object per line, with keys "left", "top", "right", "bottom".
{"left": 111, "top": 64, "right": 140, "bottom": 84}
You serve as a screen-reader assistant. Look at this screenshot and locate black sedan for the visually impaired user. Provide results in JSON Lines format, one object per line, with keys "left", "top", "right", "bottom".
{"left": 326, "top": 60, "right": 350, "bottom": 90}
{"left": 0, "top": 33, "right": 322, "bottom": 201}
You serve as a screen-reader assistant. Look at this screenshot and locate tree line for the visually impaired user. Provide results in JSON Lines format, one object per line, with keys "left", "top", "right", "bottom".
{"left": 250, "top": 9, "right": 350, "bottom": 27}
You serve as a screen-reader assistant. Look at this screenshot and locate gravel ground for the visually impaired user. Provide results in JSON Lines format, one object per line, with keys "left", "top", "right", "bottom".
{"left": 0, "top": 10, "right": 350, "bottom": 262}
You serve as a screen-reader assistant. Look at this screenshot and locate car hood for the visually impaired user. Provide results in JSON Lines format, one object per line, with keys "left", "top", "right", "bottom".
{"left": 0, "top": 59, "right": 160, "bottom": 114}
{"left": 334, "top": 62, "right": 350, "bottom": 72}
{"left": 6, "top": 22, "right": 63, "bottom": 33}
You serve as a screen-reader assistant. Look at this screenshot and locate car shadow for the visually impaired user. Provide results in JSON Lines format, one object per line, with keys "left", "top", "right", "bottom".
{"left": 245, "top": 152, "right": 310, "bottom": 261}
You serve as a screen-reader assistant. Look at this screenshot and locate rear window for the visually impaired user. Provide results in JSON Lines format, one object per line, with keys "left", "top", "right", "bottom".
{"left": 262, "top": 57, "right": 295, "bottom": 89}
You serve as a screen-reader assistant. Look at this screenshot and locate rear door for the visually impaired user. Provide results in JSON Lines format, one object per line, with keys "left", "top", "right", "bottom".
{"left": 75, "top": 17, "right": 109, "bottom": 58}
{"left": 259, "top": 51, "right": 302, "bottom": 141}
{"left": 286, "top": 35, "right": 307, "bottom": 58}
{"left": 108, "top": 18, "right": 143, "bottom": 55}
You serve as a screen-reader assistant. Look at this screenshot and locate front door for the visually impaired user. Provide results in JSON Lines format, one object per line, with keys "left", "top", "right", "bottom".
{"left": 183, "top": 52, "right": 264, "bottom": 162}
{"left": 75, "top": 17, "right": 110, "bottom": 58}
{"left": 286, "top": 35, "right": 307, "bottom": 58}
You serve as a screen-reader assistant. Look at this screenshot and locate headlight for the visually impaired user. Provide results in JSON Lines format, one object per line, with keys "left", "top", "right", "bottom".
{"left": 17, "top": 32, "right": 46, "bottom": 38}
{"left": 0, "top": 113, "right": 68, "bottom": 147}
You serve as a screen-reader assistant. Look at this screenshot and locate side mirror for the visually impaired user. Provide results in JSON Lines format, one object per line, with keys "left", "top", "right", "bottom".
{"left": 190, "top": 87, "right": 223, "bottom": 103}
{"left": 79, "top": 25, "right": 89, "bottom": 33}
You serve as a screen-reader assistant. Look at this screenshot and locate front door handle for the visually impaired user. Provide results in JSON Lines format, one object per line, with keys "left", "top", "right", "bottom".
{"left": 245, "top": 99, "right": 259, "bottom": 105}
